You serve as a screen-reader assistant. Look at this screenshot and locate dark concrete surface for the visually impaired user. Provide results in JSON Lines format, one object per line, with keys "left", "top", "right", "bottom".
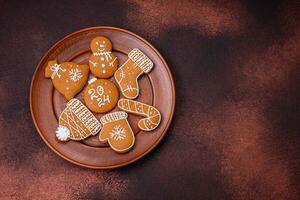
{"left": 1, "top": 0, "right": 300, "bottom": 199}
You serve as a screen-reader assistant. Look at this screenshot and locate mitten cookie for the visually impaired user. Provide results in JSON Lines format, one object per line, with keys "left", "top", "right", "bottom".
{"left": 118, "top": 98, "right": 161, "bottom": 131}
{"left": 114, "top": 48, "right": 153, "bottom": 99}
{"left": 89, "top": 36, "right": 118, "bottom": 78}
{"left": 45, "top": 60, "right": 89, "bottom": 100}
{"left": 56, "top": 99, "right": 102, "bottom": 141}
{"left": 83, "top": 78, "right": 119, "bottom": 113}
{"left": 99, "top": 111, "right": 135, "bottom": 153}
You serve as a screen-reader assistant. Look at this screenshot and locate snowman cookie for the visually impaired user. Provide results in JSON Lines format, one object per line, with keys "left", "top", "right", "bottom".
{"left": 83, "top": 78, "right": 119, "bottom": 113}
{"left": 45, "top": 60, "right": 89, "bottom": 100}
{"left": 89, "top": 36, "right": 118, "bottom": 78}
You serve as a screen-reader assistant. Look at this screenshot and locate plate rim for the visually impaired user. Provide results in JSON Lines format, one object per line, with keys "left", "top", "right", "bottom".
{"left": 30, "top": 26, "right": 176, "bottom": 169}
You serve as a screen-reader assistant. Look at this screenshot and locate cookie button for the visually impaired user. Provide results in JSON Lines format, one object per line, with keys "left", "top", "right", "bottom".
{"left": 83, "top": 78, "right": 119, "bottom": 113}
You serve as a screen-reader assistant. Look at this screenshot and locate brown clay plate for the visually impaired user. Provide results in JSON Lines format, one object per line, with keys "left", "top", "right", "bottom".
{"left": 30, "top": 26, "right": 175, "bottom": 169}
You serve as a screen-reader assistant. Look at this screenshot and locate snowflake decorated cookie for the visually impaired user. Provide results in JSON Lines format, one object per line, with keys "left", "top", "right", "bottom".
{"left": 83, "top": 78, "right": 119, "bottom": 113}
{"left": 89, "top": 36, "right": 118, "bottom": 78}
{"left": 99, "top": 111, "right": 135, "bottom": 153}
{"left": 45, "top": 60, "right": 89, "bottom": 100}
{"left": 114, "top": 48, "right": 153, "bottom": 99}
{"left": 118, "top": 98, "right": 161, "bottom": 131}
{"left": 56, "top": 98, "right": 102, "bottom": 141}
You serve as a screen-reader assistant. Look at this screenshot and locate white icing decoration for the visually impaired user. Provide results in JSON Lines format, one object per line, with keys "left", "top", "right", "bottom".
{"left": 97, "top": 86, "right": 104, "bottom": 96}
{"left": 110, "top": 125, "right": 126, "bottom": 141}
{"left": 62, "top": 99, "right": 102, "bottom": 137}
{"left": 50, "top": 64, "right": 66, "bottom": 79}
{"left": 98, "top": 95, "right": 110, "bottom": 107}
{"left": 89, "top": 60, "right": 97, "bottom": 67}
{"left": 100, "top": 111, "right": 127, "bottom": 124}
{"left": 88, "top": 88, "right": 98, "bottom": 100}
{"left": 128, "top": 48, "right": 153, "bottom": 73}
{"left": 69, "top": 68, "right": 83, "bottom": 82}
{"left": 88, "top": 78, "right": 97, "bottom": 84}
{"left": 120, "top": 70, "right": 125, "bottom": 79}
{"left": 90, "top": 51, "right": 117, "bottom": 70}
{"left": 88, "top": 85, "right": 110, "bottom": 108}
{"left": 55, "top": 126, "right": 70, "bottom": 141}
{"left": 93, "top": 52, "right": 112, "bottom": 61}
{"left": 109, "top": 57, "right": 117, "bottom": 67}
{"left": 123, "top": 85, "right": 138, "bottom": 93}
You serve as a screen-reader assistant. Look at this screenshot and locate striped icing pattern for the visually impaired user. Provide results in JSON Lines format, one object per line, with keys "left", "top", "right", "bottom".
{"left": 100, "top": 111, "right": 127, "bottom": 124}
{"left": 67, "top": 99, "right": 102, "bottom": 134}
{"left": 128, "top": 48, "right": 153, "bottom": 73}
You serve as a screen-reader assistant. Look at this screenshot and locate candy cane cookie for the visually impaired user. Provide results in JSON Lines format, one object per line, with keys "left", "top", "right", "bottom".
{"left": 117, "top": 98, "right": 161, "bottom": 131}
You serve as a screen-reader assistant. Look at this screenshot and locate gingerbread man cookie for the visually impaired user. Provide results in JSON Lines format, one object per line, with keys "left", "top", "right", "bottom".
{"left": 56, "top": 99, "right": 102, "bottom": 141}
{"left": 89, "top": 36, "right": 118, "bottom": 78}
{"left": 99, "top": 111, "right": 135, "bottom": 153}
{"left": 83, "top": 78, "right": 119, "bottom": 113}
{"left": 114, "top": 48, "right": 153, "bottom": 99}
{"left": 118, "top": 99, "right": 161, "bottom": 131}
{"left": 45, "top": 60, "right": 89, "bottom": 100}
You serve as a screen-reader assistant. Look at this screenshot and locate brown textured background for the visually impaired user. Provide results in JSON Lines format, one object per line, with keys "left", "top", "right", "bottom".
{"left": 1, "top": 0, "right": 300, "bottom": 199}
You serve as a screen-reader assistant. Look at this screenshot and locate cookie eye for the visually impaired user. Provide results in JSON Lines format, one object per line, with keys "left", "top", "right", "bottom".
{"left": 103, "top": 41, "right": 106, "bottom": 44}
{"left": 96, "top": 42, "right": 99, "bottom": 45}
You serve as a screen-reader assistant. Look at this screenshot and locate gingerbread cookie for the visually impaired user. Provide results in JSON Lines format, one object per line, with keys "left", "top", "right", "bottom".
{"left": 99, "top": 111, "right": 135, "bottom": 153}
{"left": 114, "top": 48, "right": 153, "bottom": 99}
{"left": 89, "top": 36, "right": 118, "bottom": 78}
{"left": 45, "top": 60, "right": 89, "bottom": 100}
{"left": 83, "top": 78, "right": 119, "bottom": 113}
{"left": 56, "top": 99, "right": 102, "bottom": 141}
{"left": 118, "top": 99, "right": 161, "bottom": 131}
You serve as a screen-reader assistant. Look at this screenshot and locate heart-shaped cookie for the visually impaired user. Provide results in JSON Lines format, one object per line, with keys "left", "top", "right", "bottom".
{"left": 45, "top": 60, "right": 89, "bottom": 100}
